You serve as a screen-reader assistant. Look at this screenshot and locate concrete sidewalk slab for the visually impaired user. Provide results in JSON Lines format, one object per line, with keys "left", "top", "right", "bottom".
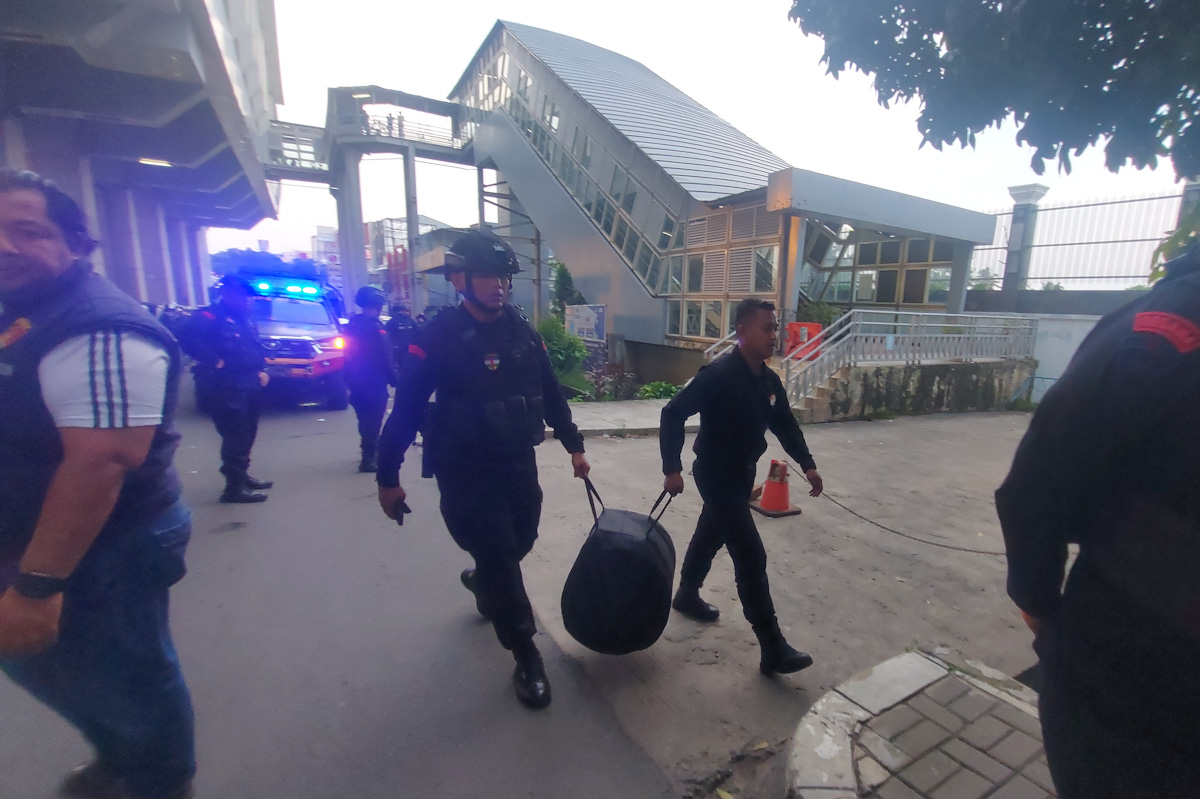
{"left": 564, "top": 398, "right": 698, "bottom": 438}
{"left": 786, "top": 651, "right": 1055, "bottom": 799}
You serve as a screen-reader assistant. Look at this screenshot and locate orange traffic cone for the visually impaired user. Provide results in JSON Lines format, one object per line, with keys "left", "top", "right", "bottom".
{"left": 750, "top": 460, "right": 803, "bottom": 518}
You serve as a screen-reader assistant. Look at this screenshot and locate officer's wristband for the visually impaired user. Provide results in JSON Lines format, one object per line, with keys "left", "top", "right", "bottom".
{"left": 13, "top": 572, "right": 68, "bottom": 600}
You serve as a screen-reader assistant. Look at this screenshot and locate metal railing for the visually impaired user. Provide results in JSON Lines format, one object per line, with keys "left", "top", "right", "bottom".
{"left": 703, "top": 329, "right": 738, "bottom": 360}
{"left": 359, "top": 114, "right": 464, "bottom": 149}
{"left": 782, "top": 310, "right": 1039, "bottom": 408}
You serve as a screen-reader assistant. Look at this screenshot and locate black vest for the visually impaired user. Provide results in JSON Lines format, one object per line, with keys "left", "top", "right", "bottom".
{"left": 424, "top": 304, "right": 545, "bottom": 472}
{"left": 0, "top": 262, "right": 183, "bottom": 558}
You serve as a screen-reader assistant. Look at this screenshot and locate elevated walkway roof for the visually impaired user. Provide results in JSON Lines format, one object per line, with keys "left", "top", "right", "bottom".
{"left": 487, "top": 21, "right": 791, "bottom": 203}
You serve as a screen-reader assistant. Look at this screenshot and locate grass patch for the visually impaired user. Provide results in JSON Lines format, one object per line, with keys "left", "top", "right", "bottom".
{"left": 867, "top": 407, "right": 897, "bottom": 421}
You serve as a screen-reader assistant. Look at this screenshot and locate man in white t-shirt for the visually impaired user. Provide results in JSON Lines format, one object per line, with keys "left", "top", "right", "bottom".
{"left": 0, "top": 168, "right": 195, "bottom": 799}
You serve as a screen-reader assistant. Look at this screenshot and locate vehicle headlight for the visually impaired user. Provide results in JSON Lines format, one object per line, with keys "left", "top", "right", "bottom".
{"left": 317, "top": 337, "right": 345, "bottom": 352}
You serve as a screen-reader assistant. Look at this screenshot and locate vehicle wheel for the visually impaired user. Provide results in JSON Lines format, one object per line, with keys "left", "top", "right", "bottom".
{"left": 324, "top": 373, "right": 349, "bottom": 410}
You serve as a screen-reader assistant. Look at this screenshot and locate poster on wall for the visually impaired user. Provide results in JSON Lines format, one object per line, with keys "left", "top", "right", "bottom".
{"left": 565, "top": 305, "right": 606, "bottom": 342}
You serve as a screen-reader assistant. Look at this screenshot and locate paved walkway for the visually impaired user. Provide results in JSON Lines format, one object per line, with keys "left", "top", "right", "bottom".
{"left": 788, "top": 650, "right": 1054, "bottom": 799}
{"left": 565, "top": 398, "right": 696, "bottom": 437}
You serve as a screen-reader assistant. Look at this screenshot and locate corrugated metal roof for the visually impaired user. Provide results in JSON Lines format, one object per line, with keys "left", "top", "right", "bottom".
{"left": 501, "top": 21, "right": 790, "bottom": 203}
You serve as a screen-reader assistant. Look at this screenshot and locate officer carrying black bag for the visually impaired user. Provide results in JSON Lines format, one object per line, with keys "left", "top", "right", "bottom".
{"left": 561, "top": 480, "right": 675, "bottom": 655}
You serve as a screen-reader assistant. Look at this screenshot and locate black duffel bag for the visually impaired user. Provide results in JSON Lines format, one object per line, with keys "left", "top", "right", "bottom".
{"left": 561, "top": 479, "right": 675, "bottom": 655}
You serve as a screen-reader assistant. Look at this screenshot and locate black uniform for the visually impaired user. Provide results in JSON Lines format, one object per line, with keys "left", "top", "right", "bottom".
{"left": 344, "top": 313, "right": 395, "bottom": 466}
{"left": 384, "top": 310, "right": 419, "bottom": 372}
{"left": 377, "top": 303, "right": 584, "bottom": 653}
{"left": 660, "top": 347, "right": 816, "bottom": 634}
{"left": 997, "top": 254, "right": 1200, "bottom": 798}
{"left": 179, "top": 300, "right": 266, "bottom": 484}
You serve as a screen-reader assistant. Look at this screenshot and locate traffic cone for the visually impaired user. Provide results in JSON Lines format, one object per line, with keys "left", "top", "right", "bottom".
{"left": 750, "top": 459, "right": 803, "bottom": 518}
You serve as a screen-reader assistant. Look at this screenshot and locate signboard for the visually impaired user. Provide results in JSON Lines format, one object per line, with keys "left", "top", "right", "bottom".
{"left": 565, "top": 304, "right": 606, "bottom": 342}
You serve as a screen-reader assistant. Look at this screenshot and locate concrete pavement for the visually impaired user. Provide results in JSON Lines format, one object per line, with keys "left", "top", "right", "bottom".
{"left": 0, "top": 399, "right": 673, "bottom": 799}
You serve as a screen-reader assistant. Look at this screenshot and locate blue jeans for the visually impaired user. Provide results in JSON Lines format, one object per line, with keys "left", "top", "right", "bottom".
{"left": 0, "top": 499, "right": 196, "bottom": 799}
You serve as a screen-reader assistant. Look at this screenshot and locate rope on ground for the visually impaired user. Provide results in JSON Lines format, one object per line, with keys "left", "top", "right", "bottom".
{"left": 822, "top": 493, "right": 1007, "bottom": 557}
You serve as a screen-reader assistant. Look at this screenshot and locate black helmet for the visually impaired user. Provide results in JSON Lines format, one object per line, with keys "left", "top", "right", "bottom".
{"left": 444, "top": 229, "right": 521, "bottom": 276}
{"left": 355, "top": 285, "right": 386, "bottom": 308}
{"left": 215, "top": 274, "right": 260, "bottom": 295}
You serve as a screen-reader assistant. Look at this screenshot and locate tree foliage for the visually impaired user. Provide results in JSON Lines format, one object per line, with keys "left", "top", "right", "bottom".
{"left": 535, "top": 316, "right": 587, "bottom": 377}
{"left": 550, "top": 261, "right": 587, "bottom": 321}
{"left": 788, "top": 0, "right": 1199, "bottom": 181}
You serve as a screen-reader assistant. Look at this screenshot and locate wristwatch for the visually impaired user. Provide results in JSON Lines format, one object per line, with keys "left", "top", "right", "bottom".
{"left": 12, "top": 572, "right": 68, "bottom": 600}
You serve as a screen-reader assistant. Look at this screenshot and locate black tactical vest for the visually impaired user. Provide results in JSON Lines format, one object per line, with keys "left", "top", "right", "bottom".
{"left": 0, "top": 262, "right": 183, "bottom": 559}
{"left": 424, "top": 304, "right": 546, "bottom": 472}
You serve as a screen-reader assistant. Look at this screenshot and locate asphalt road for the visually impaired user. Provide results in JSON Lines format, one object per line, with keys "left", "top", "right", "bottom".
{"left": 0, "top": 395, "right": 673, "bottom": 799}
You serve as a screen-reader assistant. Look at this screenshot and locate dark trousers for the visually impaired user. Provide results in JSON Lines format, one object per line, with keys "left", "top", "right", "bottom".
{"left": 1036, "top": 560, "right": 1200, "bottom": 798}
{"left": 679, "top": 461, "right": 777, "bottom": 630}
{"left": 212, "top": 387, "right": 261, "bottom": 478}
{"left": 0, "top": 501, "right": 195, "bottom": 799}
{"left": 350, "top": 386, "right": 388, "bottom": 457}
{"left": 435, "top": 453, "right": 542, "bottom": 652}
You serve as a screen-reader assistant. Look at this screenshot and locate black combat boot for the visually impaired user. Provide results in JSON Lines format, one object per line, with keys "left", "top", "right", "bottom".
{"left": 512, "top": 641, "right": 551, "bottom": 710}
{"left": 672, "top": 579, "right": 720, "bottom": 622}
{"left": 754, "top": 621, "right": 814, "bottom": 675}
{"left": 460, "top": 569, "right": 490, "bottom": 619}
{"left": 358, "top": 452, "right": 378, "bottom": 473}
{"left": 243, "top": 474, "right": 274, "bottom": 490}
{"left": 220, "top": 474, "right": 268, "bottom": 504}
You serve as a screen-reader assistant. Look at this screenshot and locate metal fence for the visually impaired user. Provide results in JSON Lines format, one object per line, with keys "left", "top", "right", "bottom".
{"left": 360, "top": 113, "right": 464, "bottom": 149}
{"left": 782, "top": 310, "right": 1038, "bottom": 408}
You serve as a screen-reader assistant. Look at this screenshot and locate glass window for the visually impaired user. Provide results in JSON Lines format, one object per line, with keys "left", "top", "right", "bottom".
{"left": 685, "top": 300, "right": 702, "bottom": 336}
{"left": 927, "top": 267, "right": 952, "bottom": 304}
{"left": 621, "top": 177, "right": 637, "bottom": 213}
{"left": 902, "top": 268, "right": 928, "bottom": 304}
{"left": 591, "top": 195, "right": 607, "bottom": 224}
{"left": 612, "top": 217, "right": 629, "bottom": 250}
{"left": 907, "top": 239, "right": 930, "bottom": 263}
{"left": 932, "top": 238, "right": 955, "bottom": 262}
{"left": 857, "top": 242, "right": 878, "bottom": 266}
{"left": 829, "top": 271, "right": 853, "bottom": 303}
{"left": 601, "top": 202, "right": 616, "bottom": 234}
{"left": 704, "top": 301, "right": 724, "bottom": 339}
{"left": 855, "top": 270, "right": 877, "bottom": 302}
{"left": 658, "top": 217, "right": 676, "bottom": 251}
{"left": 667, "top": 300, "right": 682, "bottom": 335}
{"left": 687, "top": 255, "right": 704, "bottom": 293}
{"left": 635, "top": 244, "right": 652, "bottom": 278}
{"left": 580, "top": 136, "right": 592, "bottom": 169}
{"left": 571, "top": 127, "right": 583, "bottom": 158}
{"left": 876, "top": 269, "right": 899, "bottom": 303}
{"left": 666, "top": 255, "right": 683, "bottom": 294}
{"left": 516, "top": 69, "right": 532, "bottom": 101}
{"left": 879, "top": 240, "right": 902, "bottom": 264}
{"left": 753, "top": 246, "right": 777, "bottom": 293}
{"left": 580, "top": 181, "right": 595, "bottom": 214}
{"left": 610, "top": 167, "right": 625, "bottom": 202}
{"left": 623, "top": 230, "right": 641, "bottom": 262}
{"left": 645, "top": 254, "right": 662, "bottom": 292}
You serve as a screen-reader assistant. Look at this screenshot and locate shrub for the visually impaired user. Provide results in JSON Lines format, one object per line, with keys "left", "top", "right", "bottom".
{"left": 583, "top": 368, "right": 640, "bottom": 401}
{"left": 637, "top": 381, "right": 679, "bottom": 400}
{"left": 536, "top": 317, "right": 587, "bottom": 377}
{"left": 796, "top": 300, "right": 838, "bottom": 326}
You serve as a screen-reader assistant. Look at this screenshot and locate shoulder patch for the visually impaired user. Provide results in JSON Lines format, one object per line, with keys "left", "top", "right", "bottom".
{"left": 1132, "top": 311, "right": 1200, "bottom": 353}
{"left": 408, "top": 343, "right": 427, "bottom": 359}
{"left": 200, "top": 311, "right": 215, "bottom": 320}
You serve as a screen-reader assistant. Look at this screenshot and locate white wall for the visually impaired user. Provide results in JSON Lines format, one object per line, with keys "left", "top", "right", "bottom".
{"left": 1027, "top": 314, "right": 1100, "bottom": 401}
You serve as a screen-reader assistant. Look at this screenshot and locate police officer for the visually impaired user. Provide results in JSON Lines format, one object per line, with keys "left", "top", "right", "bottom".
{"left": 0, "top": 169, "right": 195, "bottom": 799}
{"left": 345, "top": 286, "right": 395, "bottom": 472}
{"left": 997, "top": 241, "right": 1200, "bottom": 799}
{"left": 660, "top": 298, "right": 824, "bottom": 676}
{"left": 384, "top": 301, "right": 418, "bottom": 372}
{"left": 375, "top": 229, "right": 590, "bottom": 710}
{"left": 179, "top": 275, "right": 273, "bottom": 503}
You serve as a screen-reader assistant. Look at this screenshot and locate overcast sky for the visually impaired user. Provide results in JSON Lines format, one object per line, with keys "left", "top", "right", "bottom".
{"left": 208, "top": 0, "right": 1183, "bottom": 254}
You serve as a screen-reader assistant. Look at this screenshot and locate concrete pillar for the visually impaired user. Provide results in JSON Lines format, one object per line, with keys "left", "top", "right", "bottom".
{"left": 779, "top": 214, "right": 806, "bottom": 327}
{"left": 1000, "top": 184, "right": 1049, "bottom": 310}
{"left": 188, "top": 227, "right": 211, "bottom": 304}
{"left": 334, "top": 147, "right": 366, "bottom": 304}
{"left": 946, "top": 241, "right": 973, "bottom": 313}
{"left": 403, "top": 143, "right": 423, "bottom": 312}
{"left": 132, "top": 190, "right": 170, "bottom": 305}
{"left": 78, "top": 156, "right": 106, "bottom": 276}
{"left": 97, "top": 186, "right": 147, "bottom": 302}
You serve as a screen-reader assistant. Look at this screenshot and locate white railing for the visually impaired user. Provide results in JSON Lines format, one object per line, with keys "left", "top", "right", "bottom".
{"left": 360, "top": 114, "right": 464, "bottom": 149}
{"left": 782, "top": 310, "right": 1038, "bottom": 408}
{"left": 703, "top": 329, "right": 738, "bottom": 361}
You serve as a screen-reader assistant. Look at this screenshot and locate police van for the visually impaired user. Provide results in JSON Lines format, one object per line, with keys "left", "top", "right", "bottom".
{"left": 246, "top": 274, "right": 349, "bottom": 409}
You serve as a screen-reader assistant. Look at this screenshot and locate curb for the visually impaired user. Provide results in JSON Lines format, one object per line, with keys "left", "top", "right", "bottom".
{"left": 785, "top": 649, "right": 1039, "bottom": 798}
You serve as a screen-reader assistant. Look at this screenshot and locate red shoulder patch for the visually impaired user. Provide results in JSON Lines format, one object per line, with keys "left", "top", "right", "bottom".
{"left": 408, "top": 344, "right": 427, "bottom": 359}
{"left": 1133, "top": 312, "right": 1200, "bottom": 353}
{"left": 200, "top": 311, "right": 215, "bottom": 320}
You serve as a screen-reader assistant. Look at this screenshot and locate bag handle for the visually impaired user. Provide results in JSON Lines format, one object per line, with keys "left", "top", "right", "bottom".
{"left": 649, "top": 490, "right": 672, "bottom": 524}
{"left": 583, "top": 476, "right": 605, "bottom": 523}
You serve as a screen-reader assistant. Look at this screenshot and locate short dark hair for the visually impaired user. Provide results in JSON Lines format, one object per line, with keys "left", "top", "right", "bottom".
{"left": 734, "top": 298, "right": 776, "bottom": 328}
{"left": 0, "top": 168, "right": 97, "bottom": 255}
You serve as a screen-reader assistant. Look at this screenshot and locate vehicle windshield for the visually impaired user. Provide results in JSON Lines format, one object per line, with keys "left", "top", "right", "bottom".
{"left": 251, "top": 297, "right": 333, "bottom": 326}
